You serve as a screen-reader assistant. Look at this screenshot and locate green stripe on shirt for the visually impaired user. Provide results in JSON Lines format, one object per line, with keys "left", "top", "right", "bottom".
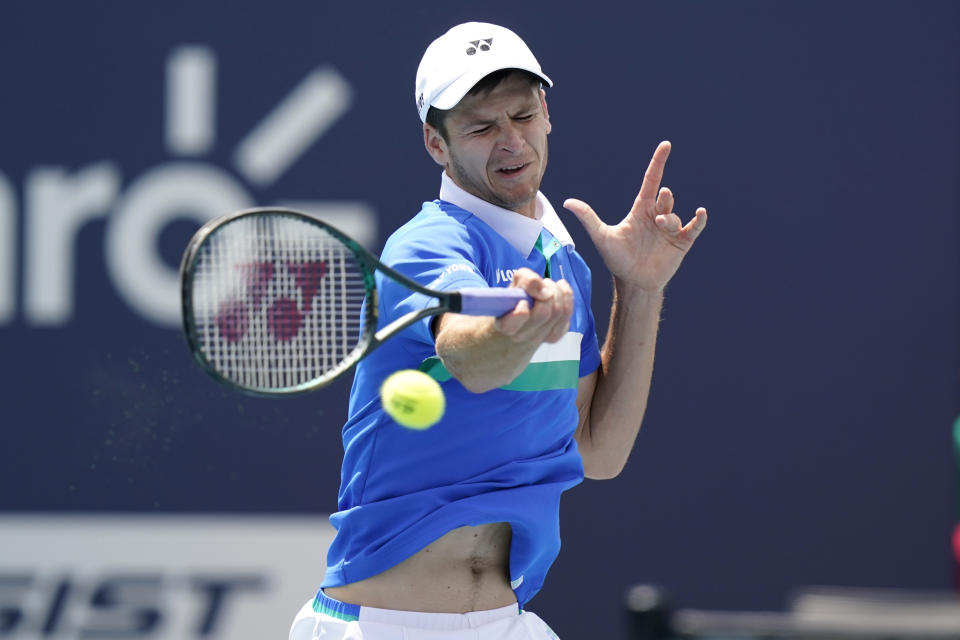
{"left": 418, "top": 357, "right": 579, "bottom": 391}
{"left": 418, "top": 331, "right": 583, "bottom": 391}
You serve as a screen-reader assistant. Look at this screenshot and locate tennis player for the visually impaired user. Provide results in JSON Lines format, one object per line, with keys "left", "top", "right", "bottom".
{"left": 289, "top": 21, "right": 707, "bottom": 640}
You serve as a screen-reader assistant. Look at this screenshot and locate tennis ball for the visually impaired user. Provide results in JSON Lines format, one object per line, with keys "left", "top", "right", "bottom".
{"left": 380, "top": 369, "right": 445, "bottom": 430}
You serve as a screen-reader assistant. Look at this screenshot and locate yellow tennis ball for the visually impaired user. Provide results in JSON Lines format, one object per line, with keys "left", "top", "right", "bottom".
{"left": 380, "top": 369, "right": 445, "bottom": 430}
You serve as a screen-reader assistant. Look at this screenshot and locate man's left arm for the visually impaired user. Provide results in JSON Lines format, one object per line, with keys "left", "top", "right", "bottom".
{"left": 564, "top": 141, "right": 707, "bottom": 479}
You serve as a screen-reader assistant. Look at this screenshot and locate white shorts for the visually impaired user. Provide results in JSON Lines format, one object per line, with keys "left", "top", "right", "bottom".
{"left": 289, "top": 590, "right": 560, "bottom": 640}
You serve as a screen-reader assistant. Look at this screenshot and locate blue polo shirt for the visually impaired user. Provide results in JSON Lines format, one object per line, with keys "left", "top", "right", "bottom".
{"left": 322, "top": 182, "right": 601, "bottom": 607}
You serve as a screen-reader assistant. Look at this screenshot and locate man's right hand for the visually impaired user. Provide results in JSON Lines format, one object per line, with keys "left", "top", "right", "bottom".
{"left": 434, "top": 268, "right": 573, "bottom": 393}
{"left": 494, "top": 267, "right": 573, "bottom": 345}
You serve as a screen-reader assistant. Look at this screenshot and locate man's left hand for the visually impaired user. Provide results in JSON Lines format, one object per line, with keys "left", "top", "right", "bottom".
{"left": 563, "top": 140, "right": 707, "bottom": 292}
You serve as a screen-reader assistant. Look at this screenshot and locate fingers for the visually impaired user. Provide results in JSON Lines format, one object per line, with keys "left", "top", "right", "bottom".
{"left": 566, "top": 143, "right": 675, "bottom": 236}
{"left": 656, "top": 206, "right": 708, "bottom": 243}
{"left": 684, "top": 207, "right": 708, "bottom": 242}
{"left": 563, "top": 198, "right": 606, "bottom": 246}
{"left": 494, "top": 269, "right": 572, "bottom": 343}
{"left": 654, "top": 212, "right": 683, "bottom": 233}
{"left": 656, "top": 186, "right": 674, "bottom": 216}
{"left": 541, "top": 279, "right": 573, "bottom": 343}
{"left": 637, "top": 140, "right": 671, "bottom": 203}
{"left": 653, "top": 187, "right": 680, "bottom": 232}
{"left": 512, "top": 267, "right": 555, "bottom": 301}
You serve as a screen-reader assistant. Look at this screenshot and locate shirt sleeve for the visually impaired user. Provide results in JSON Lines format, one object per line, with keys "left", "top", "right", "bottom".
{"left": 377, "top": 214, "right": 489, "bottom": 347}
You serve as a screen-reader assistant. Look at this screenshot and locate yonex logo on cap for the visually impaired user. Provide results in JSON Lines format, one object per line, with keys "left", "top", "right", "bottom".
{"left": 466, "top": 38, "right": 493, "bottom": 55}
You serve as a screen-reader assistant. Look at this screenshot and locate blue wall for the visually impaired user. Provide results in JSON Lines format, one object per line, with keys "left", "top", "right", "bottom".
{"left": 1, "top": 2, "right": 957, "bottom": 638}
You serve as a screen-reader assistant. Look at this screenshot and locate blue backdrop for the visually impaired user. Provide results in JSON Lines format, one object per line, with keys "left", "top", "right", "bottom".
{"left": 1, "top": 1, "right": 957, "bottom": 638}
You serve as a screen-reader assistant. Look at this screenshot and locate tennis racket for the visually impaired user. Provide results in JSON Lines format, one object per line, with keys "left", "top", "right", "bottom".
{"left": 180, "top": 207, "right": 531, "bottom": 395}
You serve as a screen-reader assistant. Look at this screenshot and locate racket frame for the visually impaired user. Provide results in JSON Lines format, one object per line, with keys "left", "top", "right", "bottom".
{"left": 180, "top": 207, "right": 466, "bottom": 395}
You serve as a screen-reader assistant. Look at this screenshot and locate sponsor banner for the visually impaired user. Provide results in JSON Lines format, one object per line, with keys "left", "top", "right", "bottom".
{"left": 0, "top": 514, "right": 334, "bottom": 640}
{"left": 0, "top": 44, "right": 377, "bottom": 329}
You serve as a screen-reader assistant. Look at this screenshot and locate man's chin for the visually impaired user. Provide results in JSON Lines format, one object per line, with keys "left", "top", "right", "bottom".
{"left": 488, "top": 181, "right": 538, "bottom": 205}
{"left": 495, "top": 194, "right": 538, "bottom": 217}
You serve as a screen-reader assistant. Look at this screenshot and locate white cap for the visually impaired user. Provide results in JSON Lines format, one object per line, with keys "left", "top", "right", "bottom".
{"left": 415, "top": 22, "right": 553, "bottom": 122}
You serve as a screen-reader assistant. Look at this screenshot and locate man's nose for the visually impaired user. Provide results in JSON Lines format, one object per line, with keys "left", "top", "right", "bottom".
{"left": 497, "top": 122, "right": 525, "bottom": 153}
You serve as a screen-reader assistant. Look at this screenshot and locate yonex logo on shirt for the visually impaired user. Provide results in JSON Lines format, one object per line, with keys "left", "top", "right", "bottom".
{"left": 466, "top": 38, "right": 493, "bottom": 55}
{"left": 428, "top": 262, "right": 477, "bottom": 288}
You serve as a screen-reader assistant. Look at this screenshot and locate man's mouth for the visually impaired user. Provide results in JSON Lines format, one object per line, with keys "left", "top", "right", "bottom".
{"left": 497, "top": 163, "right": 527, "bottom": 176}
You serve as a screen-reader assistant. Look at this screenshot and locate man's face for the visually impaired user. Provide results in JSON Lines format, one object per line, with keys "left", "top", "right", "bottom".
{"left": 425, "top": 72, "right": 551, "bottom": 218}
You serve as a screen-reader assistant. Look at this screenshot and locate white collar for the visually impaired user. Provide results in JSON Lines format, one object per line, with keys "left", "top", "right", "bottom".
{"left": 438, "top": 172, "right": 575, "bottom": 256}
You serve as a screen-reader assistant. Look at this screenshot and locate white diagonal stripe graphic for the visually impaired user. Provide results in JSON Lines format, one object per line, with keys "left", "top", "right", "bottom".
{"left": 234, "top": 67, "right": 353, "bottom": 187}
{"left": 166, "top": 46, "right": 216, "bottom": 155}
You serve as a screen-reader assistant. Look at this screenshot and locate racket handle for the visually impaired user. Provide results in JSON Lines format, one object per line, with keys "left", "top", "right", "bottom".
{"left": 456, "top": 288, "right": 533, "bottom": 316}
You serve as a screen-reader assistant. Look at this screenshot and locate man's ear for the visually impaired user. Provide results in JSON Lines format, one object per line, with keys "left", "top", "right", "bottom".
{"left": 540, "top": 89, "right": 552, "bottom": 135}
{"left": 424, "top": 123, "right": 448, "bottom": 167}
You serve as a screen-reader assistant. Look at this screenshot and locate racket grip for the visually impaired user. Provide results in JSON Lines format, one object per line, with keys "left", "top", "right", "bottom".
{"left": 456, "top": 288, "right": 533, "bottom": 316}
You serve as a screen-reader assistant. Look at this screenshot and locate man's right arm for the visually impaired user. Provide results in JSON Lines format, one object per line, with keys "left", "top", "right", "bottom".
{"left": 433, "top": 268, "right": 573, "bottom": 393}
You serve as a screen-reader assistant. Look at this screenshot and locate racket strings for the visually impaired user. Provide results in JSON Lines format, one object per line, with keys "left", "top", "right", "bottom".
{"left": 191, "top": 215, "right": 368, "bottom": 391}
